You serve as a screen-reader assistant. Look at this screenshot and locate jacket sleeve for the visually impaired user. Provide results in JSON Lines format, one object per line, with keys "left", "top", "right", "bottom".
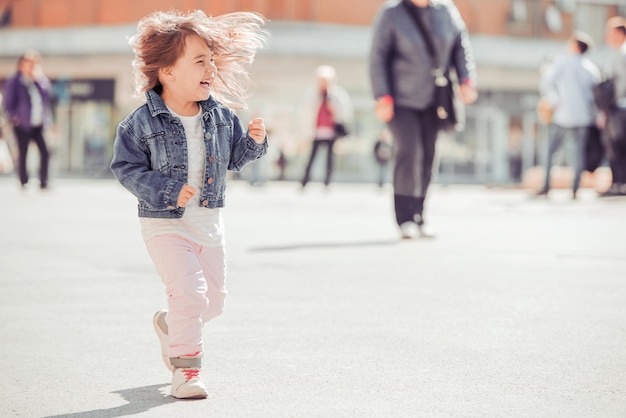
{"left": 110, "top": 122, "right": 183, "bottom": 209}
{"left": 2, "top": 76, "right": 18, "bottom": 121}
{"left": 35, "top": 73, "right": 51, "bottom": 93}
{"left": 448, "top": 3, "right": 476, "bottom": 85}
{"left": 369, "top": 7, "right": 395, "bottom": 100}
{"left": 228, "top": 112, "right": 268, "bottom": 172}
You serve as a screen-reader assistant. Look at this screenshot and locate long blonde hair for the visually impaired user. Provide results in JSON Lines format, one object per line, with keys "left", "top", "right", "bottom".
{"left": 128, "top": 10, "right": 268, "bottom": 109}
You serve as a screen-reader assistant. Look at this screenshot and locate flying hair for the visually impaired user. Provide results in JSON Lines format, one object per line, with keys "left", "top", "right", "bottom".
{"left": 128, "top": 10, "right": 269, "bottom": 110}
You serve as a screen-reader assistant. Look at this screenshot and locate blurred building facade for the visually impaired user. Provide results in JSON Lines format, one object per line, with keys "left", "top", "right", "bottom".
{"left": 0, "top": 0, "right": 624, "bottom": 183}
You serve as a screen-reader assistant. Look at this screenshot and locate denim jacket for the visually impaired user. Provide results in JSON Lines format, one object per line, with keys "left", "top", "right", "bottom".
{"left": 110, "top": 89, "right": 268, "bottom": 218}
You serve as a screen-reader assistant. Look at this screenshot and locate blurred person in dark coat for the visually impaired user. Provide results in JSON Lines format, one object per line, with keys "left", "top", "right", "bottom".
{"left": 373, "top": 128, "right": 393, "bottom": 188}
{"left": 599, "top": 16, "right": 626, "bottom": 197}
{"left": 369, "top": 0, "right": 477, "bottom": 239}
{"left": 3, "top": 49, "right": 52, "bottom": 189}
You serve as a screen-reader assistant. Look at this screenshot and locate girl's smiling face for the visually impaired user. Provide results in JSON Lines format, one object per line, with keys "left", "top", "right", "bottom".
{"left": 160, "top": 34, "right": 217, "bottom": 115}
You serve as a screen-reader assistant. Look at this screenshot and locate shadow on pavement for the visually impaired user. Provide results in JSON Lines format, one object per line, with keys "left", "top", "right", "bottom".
{"left": 248, "top": 239, "right": 400, "bottom": 252}
{"left": 43, "top": 383, "right": 181, "bottom": 418}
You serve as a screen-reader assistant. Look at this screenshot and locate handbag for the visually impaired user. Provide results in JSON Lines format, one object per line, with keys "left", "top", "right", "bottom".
{"left": 334, "top": 122, "right": 348, "bottom": 138}
{"left": 403, "top": 1, "right": 459, "bottom": 132}
{"left": 592, "top": 78, "right": 626, "bottom": 146}
{"left": 593, "top": 78, "right": 616, "bottom": 112}
{"left": 374, "top": 139, "right": 393, "bottom": 163}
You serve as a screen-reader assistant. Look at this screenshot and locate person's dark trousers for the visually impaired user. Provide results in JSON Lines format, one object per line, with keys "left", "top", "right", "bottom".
{"left": 616, "top": 145, "right": 626, "bottom": 184}
{"left": 394, "top": 194, "right": 425, "bottom": 225}
{"left": 14, "top": 125, "right": 49, "bottom": 188}
{"left": 301, "top": 138, "right": 336, "bottom": 187}
{"left": 604, "top": 134, "right": 626, "bottom": 187}
{"left": 613, "top": 145, "right": 626, "bottom": 185}
{"left": 541, "top": 125, "right": 588, "bottom": 194}
{"left": 387, "top": 106, "right": 438, "bottom": 225}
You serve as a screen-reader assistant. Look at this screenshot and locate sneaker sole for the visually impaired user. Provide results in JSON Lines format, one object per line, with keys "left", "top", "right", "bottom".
{"left": 172, "top": 390, "right": 209, "bottom": 399}
{"left": 153, "top": 310, "right": 174, "bottom": 372}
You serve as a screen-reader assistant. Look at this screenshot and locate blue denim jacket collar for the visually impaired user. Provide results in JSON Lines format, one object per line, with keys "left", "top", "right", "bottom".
{"left": 145, "top": 88, "right": 219, "bottom": 117}
{"left": 146, "top": 89, "right": 170, "bottom": 117}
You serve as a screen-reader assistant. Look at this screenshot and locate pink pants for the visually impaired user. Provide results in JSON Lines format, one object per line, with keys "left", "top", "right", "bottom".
{"left": 145, "top": 234, "right": 227, "bottom": 359}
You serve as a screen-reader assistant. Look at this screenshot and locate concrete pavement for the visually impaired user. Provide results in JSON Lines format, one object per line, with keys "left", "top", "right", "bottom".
{"left": 1, "top": 177, "right": 625, "bottom": 417}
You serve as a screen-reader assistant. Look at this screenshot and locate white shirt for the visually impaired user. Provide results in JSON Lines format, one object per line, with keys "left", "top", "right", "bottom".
{"left": 540, "top": 53, "right": 600, "bottom": 128}
{"left": 140, "top": 106, "right": 225, "bottom": 247}
{"left": 22, "top": 76, "right": 43, "bottom": 127}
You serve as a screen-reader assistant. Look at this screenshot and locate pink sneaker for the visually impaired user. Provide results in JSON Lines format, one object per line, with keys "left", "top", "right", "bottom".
{"left": 152, "top": 310, "right": 174, "bottom": 372}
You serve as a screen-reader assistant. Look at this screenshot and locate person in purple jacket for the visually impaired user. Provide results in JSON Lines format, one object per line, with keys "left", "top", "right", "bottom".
{"left": 3, "top": 49, "right": 52, "bottom": 189}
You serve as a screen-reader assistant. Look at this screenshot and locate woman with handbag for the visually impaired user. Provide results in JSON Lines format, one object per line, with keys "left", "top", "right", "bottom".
{"left": 369, "top": 0, "right": 477, "bottom": 239}
{"left": 300, "top": 65, "right": 353, "bottom": 189}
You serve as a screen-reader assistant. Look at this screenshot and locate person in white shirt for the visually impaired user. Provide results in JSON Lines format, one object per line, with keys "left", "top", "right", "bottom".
{"left": 538, "top": 31, "right": 600, "bottom": 199}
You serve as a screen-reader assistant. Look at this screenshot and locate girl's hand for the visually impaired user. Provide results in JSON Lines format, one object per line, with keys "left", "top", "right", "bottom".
{"left": 248, "top": 118, "right": 266, "bottom": 143}
{"left": 177, "top": 184, "right": 196, "bottom": 208}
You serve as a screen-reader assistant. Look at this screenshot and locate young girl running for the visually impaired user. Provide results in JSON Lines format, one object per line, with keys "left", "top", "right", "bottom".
{"left": 110, "top": 10, "right": 268, "bottom": 399}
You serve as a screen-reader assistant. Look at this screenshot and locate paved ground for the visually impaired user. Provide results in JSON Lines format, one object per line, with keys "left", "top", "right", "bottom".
{"left": 1, "top": 176, "right": 625, "bottom": 417}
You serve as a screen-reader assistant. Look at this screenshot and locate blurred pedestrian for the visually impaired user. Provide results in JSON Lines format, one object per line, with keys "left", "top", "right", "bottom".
{"left": 599, "top": 16, "right": 626, "bottom": 197}
{"left": 373, "top": 127, "right": 393, "bottom": 188}
{"left": 276, "top": 148, "right": 288, "bottom": 181}
{"left": 369, "top": 0, "right": 477, "bottom": 239}
{"left": 537, "top": 31, "right": 600, "bottom": 199}
{"left": 2, "top": 49, "right": 51, "bottom": 189}
{"left": 300, "top": 65, "right": 353, "bottom": 189}
{"left": 110, "top": 10, "right": 268, "bottom": 399}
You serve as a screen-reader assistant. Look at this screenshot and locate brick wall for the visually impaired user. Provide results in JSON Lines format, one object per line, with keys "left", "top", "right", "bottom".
{"left": 2, "top": 0, "right": 620, "bottom": 39}
{"left": 4, "top": 0, "right": 384, "bottom": 27}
